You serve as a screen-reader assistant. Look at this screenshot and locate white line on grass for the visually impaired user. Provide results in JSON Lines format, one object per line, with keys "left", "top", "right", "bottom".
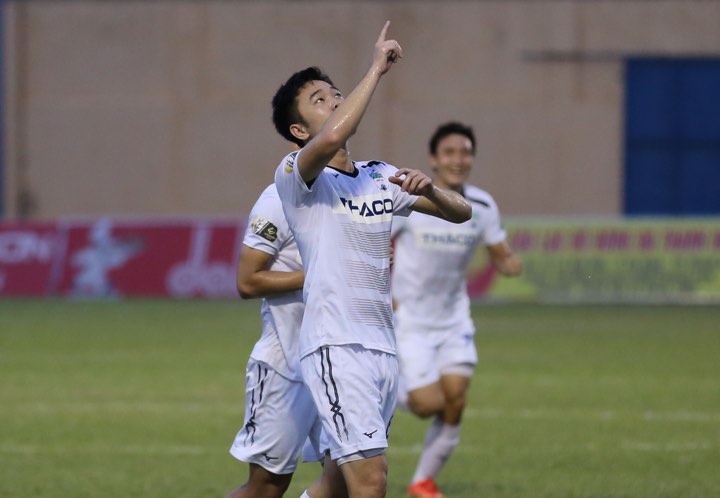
{"left": 479, "top": 375, "right": 718, "bottom": 391}
{"left": 0, "top": 443, "right": 210, "bottom": 456}
{"left": 5, "top": 401, "right": 240, "bottom": 415}
{"left": 623, "top": 441, "right": 714, "bottom": 452}
{"left": 461, "top": 407, "right": 720, "bottom": 423}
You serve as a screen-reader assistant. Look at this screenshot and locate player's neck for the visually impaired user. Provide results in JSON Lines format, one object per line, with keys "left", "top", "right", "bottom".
{"left": 328, "top": 147, "right": 354, "bottom": 172}
{"left": 433, "top": 177, "right": 464, "bottom": 195}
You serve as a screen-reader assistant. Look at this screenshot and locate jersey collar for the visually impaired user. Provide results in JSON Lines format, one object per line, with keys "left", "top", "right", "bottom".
{"left": 326, "top": 164, "right": 359, "bottom": 178}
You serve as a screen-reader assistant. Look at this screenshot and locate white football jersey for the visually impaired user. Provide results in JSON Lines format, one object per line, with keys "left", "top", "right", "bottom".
{"left": 244, "top": 184, "right": 305, "bottom": 381}
{"left": 274, "top": 151, "right": 418, "bottom": 358}
{"left": 391, "top": 184, "right": 507, "bottom": 333}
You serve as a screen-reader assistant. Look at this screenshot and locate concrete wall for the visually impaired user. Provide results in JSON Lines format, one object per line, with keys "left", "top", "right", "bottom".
{"left": 4, "top": 0, "right": 720, "bottom": 219}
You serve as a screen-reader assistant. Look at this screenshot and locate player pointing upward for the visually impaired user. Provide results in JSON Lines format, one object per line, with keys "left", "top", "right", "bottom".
{"left": 272, "top": 22, "right": 471, "bottom": 498}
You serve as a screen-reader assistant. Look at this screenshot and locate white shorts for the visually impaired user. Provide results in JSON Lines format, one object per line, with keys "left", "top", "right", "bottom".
{"left": 300, "top": 345, "right": 398, "bottom": 464}
{"left": 396, "top": 326, "right": 478, "bottom": 392}
{"left": 230, "top": 359, "right": 322, "bottom": 474}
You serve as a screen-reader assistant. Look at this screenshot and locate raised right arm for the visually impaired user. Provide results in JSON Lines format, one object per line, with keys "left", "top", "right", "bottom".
{"left": 296, "top": 21, "right": 403, "bottom": 182}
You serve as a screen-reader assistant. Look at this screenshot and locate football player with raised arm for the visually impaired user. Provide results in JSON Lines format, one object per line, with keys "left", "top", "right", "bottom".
{"left": 392, "top": 122, "right": 522, "bottom": 498}
{"left": 272, "top": 22, "right": 471, "bottom": 498}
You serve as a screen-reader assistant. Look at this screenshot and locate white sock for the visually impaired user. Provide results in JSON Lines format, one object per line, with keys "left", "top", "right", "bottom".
{"left": 299, "top": 491, "right": 311, "bottom": 498}
{"left": 411, "top": 418, "right": 460, "bottom": 484}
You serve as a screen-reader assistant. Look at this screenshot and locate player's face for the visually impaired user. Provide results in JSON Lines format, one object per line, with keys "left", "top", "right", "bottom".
{"left": 294, "top": 80, "right": 344, "bottom": 140}
{"left": 431, "top": 133, "right": 474, "bottom": 190}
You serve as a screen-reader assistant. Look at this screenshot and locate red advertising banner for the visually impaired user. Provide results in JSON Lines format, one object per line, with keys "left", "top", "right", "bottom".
{"left": 3, "top": 218, "right": 719, "bottom": 302}
{"left": 0, "top": 223, "right": 60, "bottom": 296}
{"left": 0, "top": 220, "right": 244, "bottom": 298}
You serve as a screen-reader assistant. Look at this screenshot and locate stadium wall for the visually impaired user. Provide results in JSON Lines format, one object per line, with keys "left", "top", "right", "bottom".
{"left": 3, "top": 1, "right": 720, "bottom": 219}
{"left": 1, "top": 218, "right": 719, "bottom": 303}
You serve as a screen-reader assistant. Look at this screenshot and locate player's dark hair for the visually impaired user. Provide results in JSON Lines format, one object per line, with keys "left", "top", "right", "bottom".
{"left": 428, "top": 122, "right": 476, "bottom": 156}
{"left": 272, "top": 66, "right": 336, "bottom": 147}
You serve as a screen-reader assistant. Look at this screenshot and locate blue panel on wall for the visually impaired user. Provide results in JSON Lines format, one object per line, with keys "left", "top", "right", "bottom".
{"left": 681, "top": 62, "right": 720, "bottom": 140}
{"left": 624, "top": 59, "right": 720, "bottom": 215}
{"left": 625, "top": 147, "right": 676, "bottom": 214}
{"left": 625, "top": 63, "right": 677, "bottom": 140}
{"left": 680, "top": 148, "right": 720, "bottom": 214}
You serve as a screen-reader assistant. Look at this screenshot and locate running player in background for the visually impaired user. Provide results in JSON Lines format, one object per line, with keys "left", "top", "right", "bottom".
{"left": 391, "top": 122, "right": 522, "bottom": 498}
{"left": 272, "top": 22, "right": 471, "bottom": 498}
{"left": 225, "top": 183, "right": 345, "bottom": 498}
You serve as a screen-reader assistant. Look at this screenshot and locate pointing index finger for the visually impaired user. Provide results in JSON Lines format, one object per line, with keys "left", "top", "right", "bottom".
{"left": 377, "top": 20, "right": 390, "bottom": 43}
{"left": 394, "top": 168, "right": 410, "bottom": 177}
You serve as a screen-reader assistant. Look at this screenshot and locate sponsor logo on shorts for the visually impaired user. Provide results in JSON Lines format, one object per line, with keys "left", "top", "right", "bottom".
{"left": 363, "top": 429, "right": 378, "bottom": 439}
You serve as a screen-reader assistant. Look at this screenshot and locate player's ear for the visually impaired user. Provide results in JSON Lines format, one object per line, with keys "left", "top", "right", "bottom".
{"left": 290, "top": 123, "right": 310, "bottom": 143}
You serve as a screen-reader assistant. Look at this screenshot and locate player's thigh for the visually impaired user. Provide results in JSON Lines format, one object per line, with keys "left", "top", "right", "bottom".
{"left": 230, "top": 359, "right": 317, "bottom": 474}
{"left": 406, "top": 381, "right": 445, "bottom": 418}
{"left": 300, "top": 345, "right": 397, "bottom": 461}
{"left": 439, "top": 373, "right": 473, "bottom": 424}
{"left": 435, "top": 331, "right": 476, "bottom": 422}
{"left": 439, "top": 374, "right": 472, "bottom": 401}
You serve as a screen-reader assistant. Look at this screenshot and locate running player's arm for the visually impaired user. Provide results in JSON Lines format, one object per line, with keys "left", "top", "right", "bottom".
{"left": 389, "top": 168, "right": 471, "bottom": 223}
{"left": 236, "top": 245, "right": 304, "bottom": 299}
{"left": 295, "top": 21, "right": 402, "bottom": 183}
{"left": 486, "top": 241, "right": 522, "bottom": 276}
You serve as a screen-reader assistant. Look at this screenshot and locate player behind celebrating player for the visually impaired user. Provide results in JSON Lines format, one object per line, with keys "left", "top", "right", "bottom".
{"left": 392, "top": 121, "right": 522, "bottom": 498}
{"left": 272, "top": 22, "right": 471, "bottom": 498}
{"left": 225, "top": 183, "right": 345, "bottom": 498}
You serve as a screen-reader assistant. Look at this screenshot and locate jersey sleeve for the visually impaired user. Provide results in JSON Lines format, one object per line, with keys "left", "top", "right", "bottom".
{"left": 478, "top": 194, "right": 507, "bottom": 247}
{"left": 243, "top": 187, "right": 291, "bottom": 257}
{"left": 273, "top": 150, "right": 314, "bottom": 208}
{"left": 391, "top": 211, "right": 408, "bottom": 238}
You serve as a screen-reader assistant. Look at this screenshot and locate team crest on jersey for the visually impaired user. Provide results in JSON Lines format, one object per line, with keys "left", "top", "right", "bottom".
{"left": 368, "top": 170, "right": 389, "bottom": 191}
{"left": 251, "top": 216, "right": 278, "bottom": 242}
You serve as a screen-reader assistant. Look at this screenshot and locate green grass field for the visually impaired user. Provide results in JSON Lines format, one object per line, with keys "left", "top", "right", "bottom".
{"left": 1, "top": 300, "right": 719, "bottom": 498}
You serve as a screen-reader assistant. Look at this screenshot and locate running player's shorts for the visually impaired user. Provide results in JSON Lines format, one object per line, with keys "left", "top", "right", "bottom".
{"left": 300, "top": 345, "right": 398, "bottom": 465}
{"left": 395, "top": 324, "right": 478, "bottom": 392}
{"left": 230, "top": 359, "right": 322, "bottom": 474}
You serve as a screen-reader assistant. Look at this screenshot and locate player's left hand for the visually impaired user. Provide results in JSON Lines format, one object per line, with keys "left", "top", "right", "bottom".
{"left": 389, "top": 168, "right": 434, "bottom": 196}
